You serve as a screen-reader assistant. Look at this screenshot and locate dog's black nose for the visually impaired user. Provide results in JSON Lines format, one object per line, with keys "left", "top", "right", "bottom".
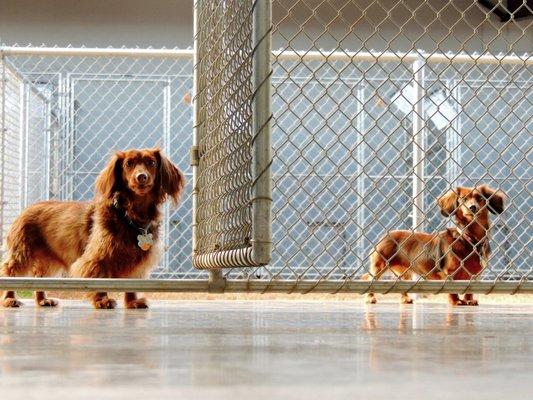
{"left": 136, "top": 173, "right": 148, "bottom": 184}
{"left": 469, "top": 205, "right": 478, "bottom": 213}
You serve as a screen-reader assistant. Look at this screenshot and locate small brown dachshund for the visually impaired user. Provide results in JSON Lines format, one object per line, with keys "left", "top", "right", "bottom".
{"left": 364, "top": 185, "right": 505, "bottom": 306}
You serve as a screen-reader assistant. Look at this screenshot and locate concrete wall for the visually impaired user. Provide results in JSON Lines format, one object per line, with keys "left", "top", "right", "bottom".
{"left": 1, "top": 0, "right": 531, "bottom": 54}
{"left": 273, "top": 0, "right": 532, "bottom": 54}
{"left": 0, "top": 0, "right": 193, "bottom": 48}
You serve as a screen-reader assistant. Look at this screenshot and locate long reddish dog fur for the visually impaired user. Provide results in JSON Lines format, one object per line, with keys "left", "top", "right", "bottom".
{"left": 1, "top": 148, "right": 185, "bottom": 309}
{"left": 364, "top": 185, "right": 505, "bottom": 306}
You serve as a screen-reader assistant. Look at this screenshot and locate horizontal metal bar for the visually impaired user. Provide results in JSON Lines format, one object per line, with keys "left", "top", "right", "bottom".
{"left": 0, "top": 278, "right": 209, "bottom": 292}
{"left": 272, "top": 49, "right": 532, "bottom": 65}
{"left": 1, "top": 46, "right": 530, "bottom": 65}
{"left": 0, "top": 46, "right": 194, "bottom": 58}
{"left": 0, "top": 278, "right": 531, "bottom": 294}
{"left": 272, "top": 75, "right": 531, "bottom": 86}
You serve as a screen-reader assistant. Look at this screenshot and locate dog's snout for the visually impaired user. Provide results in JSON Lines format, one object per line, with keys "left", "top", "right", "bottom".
{"left": 136, "top": 173, "right": 148, "bottom": 184}
{"left": 469, "top": 205, "right": 478, "bottom": 213}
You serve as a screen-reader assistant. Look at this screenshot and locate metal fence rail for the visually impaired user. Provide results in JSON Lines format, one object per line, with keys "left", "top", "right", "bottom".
{"left": 0, "top": 0, "right": 532, "bottom": 296}
{"left": 0, "top": 277, "right": 530, "bottom": 294}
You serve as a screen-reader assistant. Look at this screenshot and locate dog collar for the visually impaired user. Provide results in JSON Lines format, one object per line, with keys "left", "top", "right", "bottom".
{"left": 112, "top": 199, "right": 154, "bottom": 251}
{"left": 455, "top": 228, "right": 487, "bottom": 252}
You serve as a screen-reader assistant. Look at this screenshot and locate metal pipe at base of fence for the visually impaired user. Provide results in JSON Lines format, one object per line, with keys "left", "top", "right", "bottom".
{"left": 0, "top": 278, "right": 530, "bottom": 294}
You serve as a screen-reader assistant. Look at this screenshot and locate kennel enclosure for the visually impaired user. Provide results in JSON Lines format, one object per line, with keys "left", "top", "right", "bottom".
{"left": 0, "top": 0, "right": 531, "bottom": 293}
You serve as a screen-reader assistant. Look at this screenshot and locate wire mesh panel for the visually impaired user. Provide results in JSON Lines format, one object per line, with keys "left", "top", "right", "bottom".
{"left": 230, "top": 0, "right": 531, "bottom": 295}
{"left": 0, "top": 60, "right": 51, "bottom": 247}
{"left": 25, "top": 88, "right": 50, "bottom": 206}
{"left": 192, "top": 0, "right": 272, "bottom": 269}
{"left": 0, "top": 61, "right": 22, "bottom": 244}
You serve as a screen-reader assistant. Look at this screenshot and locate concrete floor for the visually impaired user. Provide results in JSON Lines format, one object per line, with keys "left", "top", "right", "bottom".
{"left": 0, "top": 300, "right": 531, "bottom": 400}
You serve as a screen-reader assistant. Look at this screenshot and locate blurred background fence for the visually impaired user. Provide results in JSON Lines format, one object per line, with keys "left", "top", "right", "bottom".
{"left": 0, "top": 49, "right": 196, "bottom": 278}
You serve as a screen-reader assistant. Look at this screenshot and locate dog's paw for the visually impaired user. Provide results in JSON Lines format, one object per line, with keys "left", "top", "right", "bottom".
{"left": 451, "top": 299, "right": 467, "bottom": 306}
{"left": 400, "top": 296, "right": 413, "bottom": 304}
{"left": 2, "top": 298, "right": 22, "bottom": 307}
{"left": 37, "top": 298, "right": 59, "bottom": 307}
{"left": 93, "top": 297, "right": 117, "bottom": 309}
{"left": 464, "top": 299, "right": 479, "bottom": 306}
{"left": 365, "top": 296, "right": 377, "bottom": 304}
{"left": 125, "top": 298, "right": 149, "bottom": 309}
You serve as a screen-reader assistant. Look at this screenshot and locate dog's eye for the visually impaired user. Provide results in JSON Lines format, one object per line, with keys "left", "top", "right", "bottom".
{"left": 125, "top": 160, "right": 133, "bottom": 168}
{"left": 146, "top": 160, "right": 156, "bottom": 167}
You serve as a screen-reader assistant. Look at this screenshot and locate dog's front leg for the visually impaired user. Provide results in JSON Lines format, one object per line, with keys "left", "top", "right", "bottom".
{"left": 448, "top": 293, "right": 466, "bottom": 306}
{"left": 35, "top": 291, "right": 58, "bottom": 307}
{"left": 462, "top": 293, "right": 478, "bottom": 306}
{"left": 91, "top": 292, "right": 117, "bottom": 309}
{"left": 124, "top": 292, "right": 148, "bottom": 309}
{"left": 72, "top": 258, "right": 117, "bottom": 309}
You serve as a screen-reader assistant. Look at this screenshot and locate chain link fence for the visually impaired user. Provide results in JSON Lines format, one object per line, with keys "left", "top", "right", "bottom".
{"left": 0, "top": 0, "right": 532, "bottom": 294}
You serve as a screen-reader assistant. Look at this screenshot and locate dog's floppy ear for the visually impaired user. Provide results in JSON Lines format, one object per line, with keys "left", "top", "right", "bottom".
{"left": 95, "top": 151, "right": 124, "bottom": 199}
{"left": 479, "top": 185, "right": 505, "bottom": 214}
{"left": 438, "top": 188, "right": 460, "bottom": 217}
{"left": 155, "top": 149, "right": 185, "bottom": 204}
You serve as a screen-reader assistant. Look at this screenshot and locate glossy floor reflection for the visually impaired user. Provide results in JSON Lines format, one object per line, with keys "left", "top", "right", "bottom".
{"left": 0, "top": 300, "right": 531, "bottom": 399}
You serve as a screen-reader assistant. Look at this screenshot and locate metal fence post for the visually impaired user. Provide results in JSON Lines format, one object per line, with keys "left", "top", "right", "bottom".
{"left": 192, "top": 0, "right": 201, "bottom": 272}
{"left": 44, "top": 96, "right": 52, "bottom": 200}
{"left": 251, "top": 0, "right": 273, "bottom": 265}
{"left": 191, "top": 0, "right": 200, "bottom": 257}
{"left": 163, "top": 77, "right": 172, "bottom": 272}
{"left": 355, "top": 85, "right": 366, "bottom": 258}
{"left": 411, "top": 55, "right": 426, "bottom": 231}
{"left": 19, "top": 81, "right": 28, "bottom": 211}
{"left": 57, "top": 73, "right": 66, "bottom": 201}
{"left": 191, "top": 0, "right": 223, "bottom": 285}
{"left": 0, "top": 55, "right": 5, "bottom": 241}
{"left": 66, "top": 74, "right": 74, "bottom": 200}
{"left": 448, "top": 79, "right": 461, "bottom": 187}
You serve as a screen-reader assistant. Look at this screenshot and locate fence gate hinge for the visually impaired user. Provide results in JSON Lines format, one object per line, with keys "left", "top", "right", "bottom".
{"left": 190, "top": 145, "right": 199, "bottom": 166}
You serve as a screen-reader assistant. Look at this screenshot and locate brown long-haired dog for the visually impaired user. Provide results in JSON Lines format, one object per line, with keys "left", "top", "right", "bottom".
{"left": 1, "top": 148, "right": 185, "bottom": 309}
{"left": 364, "top": 185, "right": 505, "bottom": 306}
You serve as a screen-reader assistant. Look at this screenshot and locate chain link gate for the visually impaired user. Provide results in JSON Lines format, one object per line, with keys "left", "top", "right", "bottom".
{"left": 197, "top": 0, "right": 532, "bottom": 295}
{"left": 269, "top": 0, "right": 532, "bottom": 294}
{"left": 192, "top": 0, "right": 273, "bottom": 269}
